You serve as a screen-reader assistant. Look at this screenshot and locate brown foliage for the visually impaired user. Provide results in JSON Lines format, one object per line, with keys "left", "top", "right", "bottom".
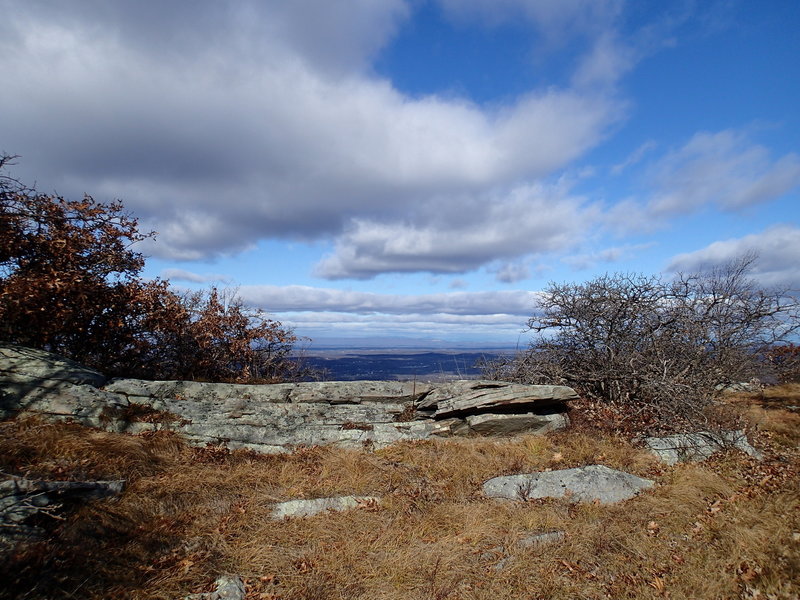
{"left": 765, "top": 343, "right": 800, "bottom": 383}
{"left": 0, "top": 154, "right": 303, "bottom": 382}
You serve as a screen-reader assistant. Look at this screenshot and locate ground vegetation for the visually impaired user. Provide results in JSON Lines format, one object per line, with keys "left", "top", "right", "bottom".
{"left": 0, "top": 387, "right": 797, "bottom": 599}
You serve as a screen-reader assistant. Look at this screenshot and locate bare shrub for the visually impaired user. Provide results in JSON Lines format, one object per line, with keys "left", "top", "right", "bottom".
{"left": 482, "top": 255, "right": 799, "bottom": 424}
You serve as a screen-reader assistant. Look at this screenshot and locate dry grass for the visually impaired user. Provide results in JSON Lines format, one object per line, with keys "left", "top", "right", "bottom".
{"left": 1, "top": 390, "right": 798, "bottom": 600}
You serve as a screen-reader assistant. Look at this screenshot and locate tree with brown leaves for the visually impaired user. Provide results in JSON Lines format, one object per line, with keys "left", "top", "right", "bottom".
{"left": 0, "top": 154, "right": 303, "bottom": 382}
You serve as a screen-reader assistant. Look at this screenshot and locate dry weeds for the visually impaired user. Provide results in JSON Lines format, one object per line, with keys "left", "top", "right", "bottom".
{"left": 1, "top": 389, "right": 798, "bottom": 600}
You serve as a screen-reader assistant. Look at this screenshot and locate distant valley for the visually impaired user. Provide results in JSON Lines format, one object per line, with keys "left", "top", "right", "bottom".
{"left": 299, "top": 349, "right": 512, "bottom": 381}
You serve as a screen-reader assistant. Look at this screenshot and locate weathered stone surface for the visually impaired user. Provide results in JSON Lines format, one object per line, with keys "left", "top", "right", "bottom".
{"left": 483, "top": 465, "right": 654, "bottom": 504}
{"left": 105, "top": 379, "right": 432, "bottom": 406}
{"left": 0, "top": 344, "right": 109, "bottom": 419}
{"left": 166, "top": 414, "right": 468, "bottom": 453}
{"left": 518, "top": 530, "right": 566, "bottom": 548}
{"left": 417, "top": 380, "right": 578, "bottom": 418}
{"left": 0, "top": 343, "right": 107, "bottom": 388}
{"left": 271, "top": 495, "right": 379, "bottom": 519}
{"left": 644, "top": 430, "right": 762, "bottom": 465}
{"left": 1, "top": 345, "right": 571, "bottom": 453}
{"left": 185, "top": 575, "right": 246, "bottom": 600}
{"left": 3, "top": 383, "right": 129, "bottom": 427}
{"left": 716, "top": 380, "right": 763, "bottom": 394}
{"left": 465, "top": 412, "right": 568, "bottom": 435}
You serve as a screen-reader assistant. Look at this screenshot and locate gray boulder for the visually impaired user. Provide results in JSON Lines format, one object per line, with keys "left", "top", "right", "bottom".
{"left": 104, "top": 378, "right": 433, "bottom": 407}
{"left": 417, "top": 380, "right": 578, "bottom": 418}
{"left": 483, "top": 465, "right": 654, "bottom": 504}
{"left": 644, "top": 430, "right": 762, "bottom": 465}
{"left": 185, "top": 575, "right": 245, "bottom": 600}
{"left": 271, "top": 495, "right": 379, "bottom": 519}
{"left": 0, "top": 343, "right": 107, "bottom": 388}
{"left": 0, "top": 344, "right": 109, "bottom": 418}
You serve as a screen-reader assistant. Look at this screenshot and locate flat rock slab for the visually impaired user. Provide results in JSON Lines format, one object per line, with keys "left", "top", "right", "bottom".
{"left": 0, "top": 345, "right": 572, "bottom": 453}
{"left": 417, "top": 380, "right": 578, "bottom": 419}
{"left": 483, "top": 465, "right": 654, "bottom": 504}
{"left": 272, "top": 495, "right": 379, "bottom": 519}
{"left": 644, "top": 430, "right": 762, "bottom": 465}
{"left": 105, "top": 379, "right": 432, "bottom": 406}
{"left": 466, "top": 412, "right": 568, "bottom": 436}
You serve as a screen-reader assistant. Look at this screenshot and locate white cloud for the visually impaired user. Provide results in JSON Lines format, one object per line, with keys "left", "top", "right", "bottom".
{"left": 666, "top": 224, "right": 800, "bottom": 289}
{"left": 314, "top": 182, "right": 597, "bottom": 279}
{"left": 491, "top": 261, "right": 532, "bottom": 284}
{"left": 611, "top": 140, "right": 657, "bottom": 175}
{"left": 571, "top": 32, "right": 634, "bottom": 89}
{"left": 237, "top": 285, "right": 541, "bottom": 316}
{"left": 561, "top": 242, "right": 655, "bottom": 270}
{"left": 0, "top": 0, "right": 622, "bottom": 275}
{"left": 603, "top": 130, "right": 800, "bottom": 235}
{"left": 648, "top": 130, "right": 800, "bottom": 216}
{"left": 160, "top": 268, "right": 233, "bottom": 284}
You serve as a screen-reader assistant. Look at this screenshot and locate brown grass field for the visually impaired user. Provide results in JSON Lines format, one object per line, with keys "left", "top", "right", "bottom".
{"left": 1, "top": 386, "right": 798, "bottom": 600}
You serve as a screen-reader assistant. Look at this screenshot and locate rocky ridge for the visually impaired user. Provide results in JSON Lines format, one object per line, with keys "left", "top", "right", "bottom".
{"left": 0, "top": 344, "right": 575, "bottom": 453}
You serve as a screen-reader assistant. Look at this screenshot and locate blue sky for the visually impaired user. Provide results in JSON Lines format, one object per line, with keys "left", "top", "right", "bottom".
{"left": 2, "top": 0, "right": 799, "bottom": 346}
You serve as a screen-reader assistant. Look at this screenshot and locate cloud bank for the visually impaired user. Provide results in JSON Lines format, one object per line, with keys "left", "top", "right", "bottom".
{"left": 1, "top": 0, "right": 621, "bottom": 272}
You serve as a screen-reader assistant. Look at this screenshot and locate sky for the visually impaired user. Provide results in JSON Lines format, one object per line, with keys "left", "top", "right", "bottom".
{"left": 1, "top": 0, "right": 799, "bottom": 347}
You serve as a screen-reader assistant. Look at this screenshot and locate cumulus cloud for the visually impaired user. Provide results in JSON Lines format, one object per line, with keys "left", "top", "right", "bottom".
{"left": 1, "top": 0, "right": 622, "bottom": 273}
{"left": 236, "top": 285, "right": 540, "bottom": 316}
{"left": 665, "top": 224, "right": 800, "bottom": 288}
{"left": 314, "top": 182, "right": 597, "bottom": 279}
{"left": 491, "top": 261, "right": 532, "bottom": 284}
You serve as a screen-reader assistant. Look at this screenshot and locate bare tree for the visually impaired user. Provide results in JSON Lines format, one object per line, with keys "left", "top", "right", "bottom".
{"left": 482, "top": 255, "right": 799, "bottom": 423}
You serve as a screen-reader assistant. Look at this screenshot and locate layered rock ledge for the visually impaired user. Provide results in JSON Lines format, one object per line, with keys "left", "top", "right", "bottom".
{"left": 0, "top": 344, "right": 576, "bottom": 453}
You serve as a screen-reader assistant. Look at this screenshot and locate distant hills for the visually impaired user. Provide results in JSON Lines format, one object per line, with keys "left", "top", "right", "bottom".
{"left": 299, "top": 349, "right": 512, "bottom": 381}
{"left": 304, "top": 336, "right": 523, "bottom": 351}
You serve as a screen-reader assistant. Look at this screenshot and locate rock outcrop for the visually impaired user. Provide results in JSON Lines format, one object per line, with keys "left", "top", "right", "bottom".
{"left": 482, "top": 465, "right": 654, "bottom": 504}
{"left": 0, "top": 344, "right": 575, "bottom": 453}
{"left": 644, "top": 430, "right": 762, "bottom": 465}
{"left": 271, "top": 495, "right": 380, "bottom": 519}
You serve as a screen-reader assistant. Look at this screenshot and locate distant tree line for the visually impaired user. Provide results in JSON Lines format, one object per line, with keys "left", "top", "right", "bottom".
{"left": 0, "top": 153, "right": 305, "bottom": 382}
{"left": 481, "top": 254, "right": 800, "bottom": 423}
